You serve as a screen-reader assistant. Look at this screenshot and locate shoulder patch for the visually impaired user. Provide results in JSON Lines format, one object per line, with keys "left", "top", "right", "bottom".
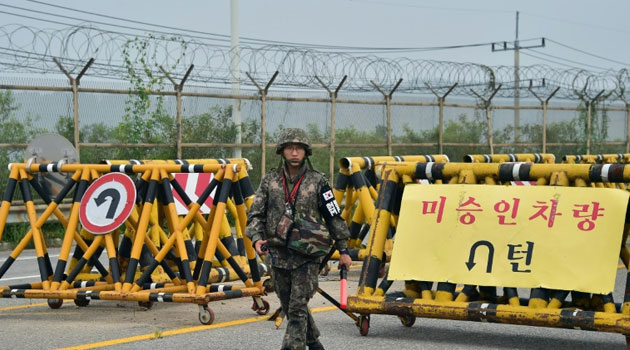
{"left": 319, "top": 182, "right": 341, "bottom": 222}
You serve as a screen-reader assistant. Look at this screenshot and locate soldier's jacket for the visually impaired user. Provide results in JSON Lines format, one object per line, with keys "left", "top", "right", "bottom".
{"left": 245, "top": 161, "right": 349, "bottom": 269}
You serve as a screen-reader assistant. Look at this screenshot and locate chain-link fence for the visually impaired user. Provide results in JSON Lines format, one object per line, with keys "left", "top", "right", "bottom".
{"left": 1, "top": 72, "right": 629, "bottom": 192}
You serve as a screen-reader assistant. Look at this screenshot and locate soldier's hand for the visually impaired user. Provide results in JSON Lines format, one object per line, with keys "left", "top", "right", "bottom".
{"left": 338, "top": 252, "right": 352, "bottom": 270}
{"left": 255, "top": 240, "right": 268, "bottom": 255}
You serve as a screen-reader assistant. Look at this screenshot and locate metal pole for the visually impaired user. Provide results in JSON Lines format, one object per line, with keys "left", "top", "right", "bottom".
{"left": 542, "top": 101, "right": 547, "bottom": 153}
{"left": 330, "top": 93, "right": 336, "bottom": 179}
{"left": 53, "top": 57, "right": 93, "bottom": 157}
{"left": 389, "top": 79, "right": 402, "bottom": 156}
{"left": 160, "top": 65, "right": 194, "bottom": 159}
{"left": 386, "top": 95, "right": 392, "bottom": 155}
{"left": 371, "top": 79, "right": 402, "bottom": 157}
{"left": 426, "top": 83, "right": 457, "bottom": 155}
{"left": 231, "top": 0, "right": 242, "bottom": 158}
{"left": 543, "top": 87, "right": 559, "bottom": 154}
{"left": 626, "top": 104, "right": 630, "bottom": 153}
{"left": 315, "top": 76, "right": 334, "bottom": 179}
{"left": 174, "top": 88, "right": 182, "bottom": 158}
{"left": 246, "top": 71, "right": 277, "bottom": 178}
{"left": 438, "top": 97, "right": 444, "bottom": 154}
{"left": 586, "top": 101, "right": 592, "bottom": 155}
{"left": 316, "top": 75, "right": 347, "bottom": 181}
{"left": 514, "top": 11, "right": 520, "bottom": 146}
{"left": 71, "top": 79, "right": 80, "bottom": 153}
{"left": 471, "top": 85, "right": 501, "bottom": 154}
{"left": 487, "top": 106, "right": 494, "bottom": 154}
{"left": 529, "top": 86, "right": 559, "bottom": 154}
{"left": 586, "top": 90, "right": 605, "bottom": 155}
{"left": 261, "top": 93, "right": 266, "bottom": 175}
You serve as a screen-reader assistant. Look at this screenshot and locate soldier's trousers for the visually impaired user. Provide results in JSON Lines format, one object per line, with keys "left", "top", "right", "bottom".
{"left": 272, "top": 263, "right": 321, "bottom": 350}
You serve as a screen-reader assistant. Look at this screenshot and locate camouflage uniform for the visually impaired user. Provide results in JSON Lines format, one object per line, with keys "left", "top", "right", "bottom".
{"left": 246, "top": 129, "right": 349, "bottom": 350}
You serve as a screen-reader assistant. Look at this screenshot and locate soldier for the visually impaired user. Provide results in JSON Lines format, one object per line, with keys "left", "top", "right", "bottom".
{"left": 246, "top": 128, "right": 352, "bottom": 350}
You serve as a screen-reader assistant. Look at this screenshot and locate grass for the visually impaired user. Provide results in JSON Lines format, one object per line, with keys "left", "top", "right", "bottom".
{"left": 1, "top": 222, "right": 66, "bottom": 247}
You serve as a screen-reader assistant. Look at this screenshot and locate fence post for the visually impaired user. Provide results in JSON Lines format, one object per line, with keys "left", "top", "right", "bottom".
{"left": 426, "top": 83, "right": 457, "bottom": 154}
{"left": 316, "top": 75, "right": 347, "bottom": 181}
{"left": 626, "top": 103, "right": 630, "bottom": 153}
{"left": 471, "top": 85, "right": 502, "bottom": 154}
{"left": 529, "top": 86, "right": 560, "bottom": 153}
{"left": 586, "top": 90, "right": 605, "bottom": 155}
{"left": 371, "top": 79, "right": 403, "bottom": 156}
{"left": 160, "top": 64, "right": 194, "bottom": 159}
{"left": 246, "top": 71, "right": 278, "bottom": 178}
{"left": 52, "top": 57, "right": 94, "bottom": 157}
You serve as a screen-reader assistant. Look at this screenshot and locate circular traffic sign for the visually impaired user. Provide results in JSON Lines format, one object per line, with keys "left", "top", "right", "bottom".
{"left": 79, "top": 173, "right": 137, "bottom": 235}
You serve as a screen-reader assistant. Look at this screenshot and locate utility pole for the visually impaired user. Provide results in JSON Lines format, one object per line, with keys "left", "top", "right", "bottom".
{"left": 492, "top": 12, "right": 545, "bottom": 148}
{"left": 231, "top": 0, "right": 242, "bottom": 158}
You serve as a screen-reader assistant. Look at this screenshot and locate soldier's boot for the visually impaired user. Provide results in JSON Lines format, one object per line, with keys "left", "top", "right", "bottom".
{"left": 307, "top": 340, "right": 325, "bottom": 350}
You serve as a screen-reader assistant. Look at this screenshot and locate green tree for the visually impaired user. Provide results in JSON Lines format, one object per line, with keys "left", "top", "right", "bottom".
{"left": 181, "top": 105, "right": 259, "bottom": 159}
{"left": 117, "top": 34, "right": 187, "bottom": 160}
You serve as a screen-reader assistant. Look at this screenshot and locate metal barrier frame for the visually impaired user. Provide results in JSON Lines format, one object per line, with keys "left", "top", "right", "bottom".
{"left": 0, "top": 162, "right": 268, "bottom": 324}
{"left": 347, "top": 161, "right": 630, "bottom": 344}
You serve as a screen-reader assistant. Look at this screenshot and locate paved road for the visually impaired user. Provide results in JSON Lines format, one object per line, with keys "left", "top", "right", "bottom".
{"left": 0, "top": 248, "right": 627, "bottom": 349}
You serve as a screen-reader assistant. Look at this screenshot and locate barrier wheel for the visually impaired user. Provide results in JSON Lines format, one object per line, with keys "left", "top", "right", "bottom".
{"left": 74, "top": 299, "right": 90, "bottom": 307}
{"left": 253, "top": 299, "right": 270, "bottom": 315}
{"left": 398, "top": 315, "right": 416, "bottom": 327}
{"left": 48, "top": 298, "right": 63, "bottom": 309}
{"left": 138, "top": 301, "right": 154, "bottom": 310}
{"left": 359, "top": 315, "right": 370, "bottom": 336}
{"left": 199, "top": 305, "right": 215, "bottom": 325}
{"left": 263, "top": 278, "right": 274, "bottom": 294}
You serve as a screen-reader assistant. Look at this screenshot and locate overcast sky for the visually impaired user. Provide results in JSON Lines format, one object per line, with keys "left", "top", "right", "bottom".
{"left": 0, "top": 0, "right": 628, "bottom": 73}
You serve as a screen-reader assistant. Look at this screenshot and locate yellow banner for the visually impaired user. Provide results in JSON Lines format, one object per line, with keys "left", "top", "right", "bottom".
{"left": 389, "top": 184, "right": 629, "bottom": 294}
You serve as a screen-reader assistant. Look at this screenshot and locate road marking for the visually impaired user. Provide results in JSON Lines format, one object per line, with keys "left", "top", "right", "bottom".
{"left": 0, "top": 274, "right": 40, "bottom": 282}
{"left": 0, "top": 302, "right": 48, "bottom": 311}
{"left": 0, "top": 254, "right": 60, "bottom": 263}
{"left": 57, "top": 306, "right": 337, "bottom": 350}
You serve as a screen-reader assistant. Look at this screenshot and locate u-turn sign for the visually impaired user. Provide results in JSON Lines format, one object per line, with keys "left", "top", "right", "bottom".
{"left": 79, "top": 173, "right": 137, "bottom": 235}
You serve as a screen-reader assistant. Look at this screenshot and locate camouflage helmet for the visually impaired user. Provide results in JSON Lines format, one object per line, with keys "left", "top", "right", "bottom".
{"left": 275, "top": 128, "right": 312, "bottom": 156}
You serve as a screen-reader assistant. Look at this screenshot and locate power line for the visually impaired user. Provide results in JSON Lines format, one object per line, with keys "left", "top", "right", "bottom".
{"left": 520, "top": 50, "right": 599, "bottom": 71}
{"left": 547, "top": 38, "right": 630, "bottom": 66}
{"left": 5, "top": 0, "right": 630, "bottom": 71}
{"left": 0, "top": 9, "right": 620, "bottom": 75}
{"left": 346, "top": 0, "right": 513, "bottom": 14}
{"left": 529, "top": 49, "right": 611, "bottom": 71}
{"left": 16, "top": 0, "right": 505, "bottom": 53}
{"left": 0, "top": 4, "right": 234, "bottom": 45}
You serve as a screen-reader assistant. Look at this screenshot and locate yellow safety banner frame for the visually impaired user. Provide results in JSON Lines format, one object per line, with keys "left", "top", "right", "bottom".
{"left": 389, "top": 184, "right": 629, "bottom": 294}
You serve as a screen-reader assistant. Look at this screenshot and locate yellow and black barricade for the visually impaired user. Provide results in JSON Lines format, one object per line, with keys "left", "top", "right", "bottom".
{"left": 347, "top": 161, "right": 630, "bottom": 344}
{"left": 0, "top": 161, "right": 268, "bottom": 324}
{"left": 464, "top": 153, "right": 556, "bottom": 163}
{"left": 332, "top": 155, "right": 449, "bottom": 262}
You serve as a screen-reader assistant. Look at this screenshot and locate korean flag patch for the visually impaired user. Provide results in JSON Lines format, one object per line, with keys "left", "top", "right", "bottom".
{"left": 319, "top": 184, "right": 341, "bottom": 222}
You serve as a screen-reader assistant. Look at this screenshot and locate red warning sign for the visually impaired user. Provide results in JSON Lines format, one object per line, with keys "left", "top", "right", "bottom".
{"left": 79, "top": 173, "right": 137, "bottom": 234}
{"left": 171, "top": 173, "right": 215, "bottom": 214}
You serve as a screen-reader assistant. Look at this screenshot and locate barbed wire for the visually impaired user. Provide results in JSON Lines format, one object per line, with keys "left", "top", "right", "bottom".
{"left": 0, "top": 23, "right": 626, "bottom": 101}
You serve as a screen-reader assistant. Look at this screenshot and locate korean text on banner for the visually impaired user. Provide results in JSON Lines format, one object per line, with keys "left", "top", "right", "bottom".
{"left": 388, "top": 184, "right": 629, "bottom": 294}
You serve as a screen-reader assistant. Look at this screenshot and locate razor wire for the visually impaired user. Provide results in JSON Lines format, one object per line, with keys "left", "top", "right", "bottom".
{"left": 0, "top": 23, "right": 627, "bottom": 101}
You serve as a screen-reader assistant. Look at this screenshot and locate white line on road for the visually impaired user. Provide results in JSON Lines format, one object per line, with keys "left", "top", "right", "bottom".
{"left": 0, "top": 254, "right": 59, "bottom": 263}
{"left": 0, "top": 274, "right": 40, "bottom": 281}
